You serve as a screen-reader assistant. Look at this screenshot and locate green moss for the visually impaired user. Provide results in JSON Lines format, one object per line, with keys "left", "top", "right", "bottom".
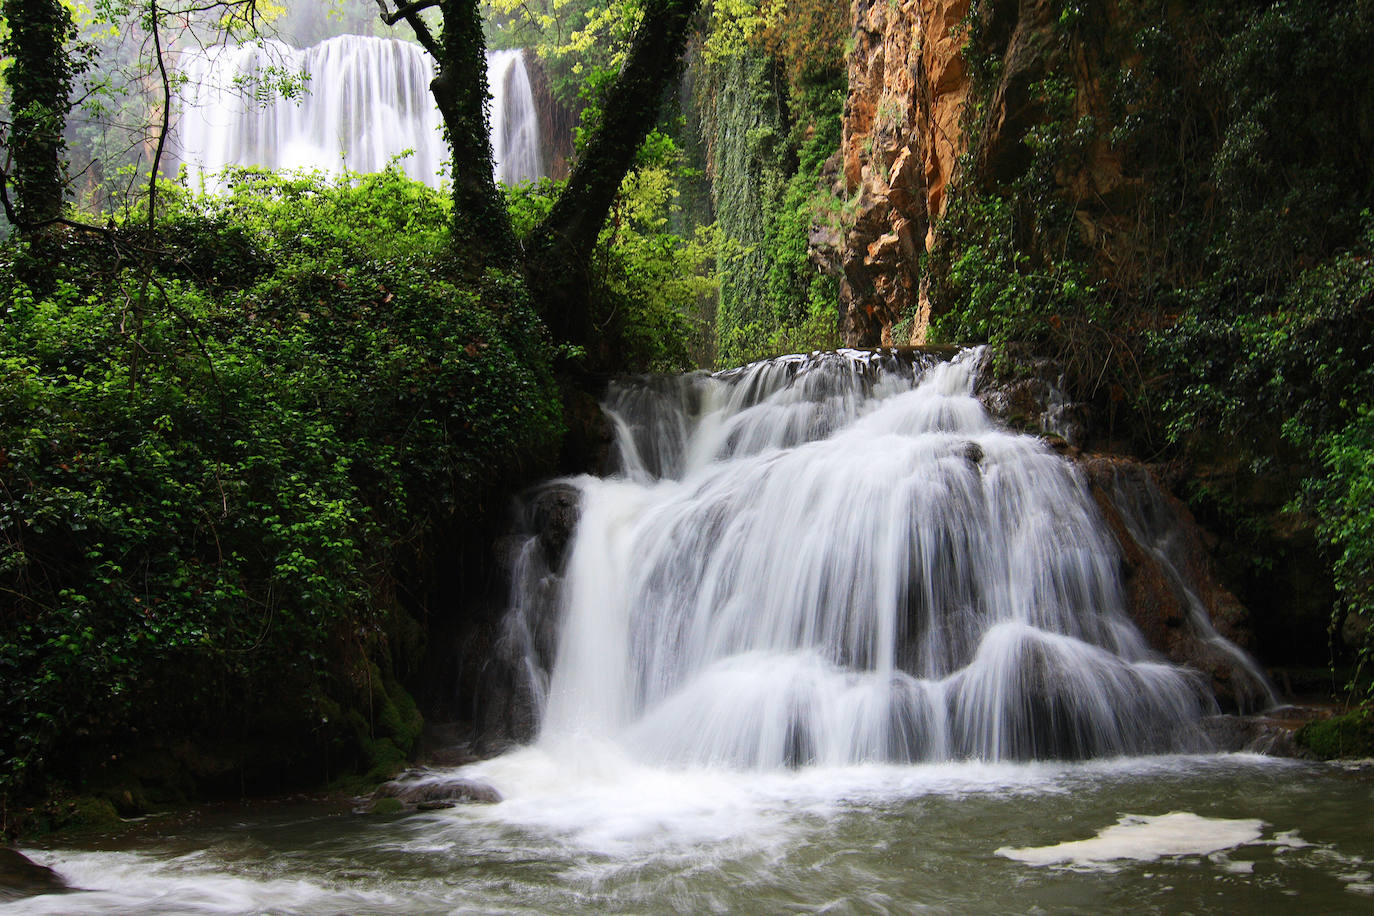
{"left": 1298, "top": 709, "right": 1374, "bottom": 760}
{"left": 370, "top": 796, "right": 405, "bottom": 815}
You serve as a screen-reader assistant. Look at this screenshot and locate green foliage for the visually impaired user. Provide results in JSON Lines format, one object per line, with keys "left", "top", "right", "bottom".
{"left": 482, "top": 0, "right": 642, "bottom": 105}
{"left": 929, "top": 64, "right": 1104, "bottom": 370}
{"left": 1297, "top": 708, "right": 1374, "bottom": 760}
{"left": 930, "top": 194, "right": 1101, "bottom": 348}
{"left": 506, "top": 132, "right": 715, "bottom": 372}
{"left": 0, "top": 167, "right": 563, "bottom": 822}
{"left": 709, "top": 48, "right": 843, "bottom": 366}
{"left": 711, "top": 52, "right": 786, "bottom": 363}
{"left": 1148, "top": 221, "right": 1374, "bottom": 691}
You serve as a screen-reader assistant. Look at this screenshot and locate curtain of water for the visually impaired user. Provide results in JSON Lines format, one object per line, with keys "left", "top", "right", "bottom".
{"left": 172, "top": 36, "right": 543, "bottom": 191}
{"left": 505, "top": 350, "right": 1268, "bottom": 767}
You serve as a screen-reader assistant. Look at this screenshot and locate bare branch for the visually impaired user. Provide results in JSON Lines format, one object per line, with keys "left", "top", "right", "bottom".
{"left": 375, "top": 0, "right": 440, "bottom": 58}
{"left": 148, "top": 0, "right": 173, "bottom": 228}
{"left": 378, "top": 0, "right": 439, "bottom": 26}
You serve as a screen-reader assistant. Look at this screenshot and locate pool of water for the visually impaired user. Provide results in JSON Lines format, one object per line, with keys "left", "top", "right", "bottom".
{"left": 7, "top": 752, "right": 1374, "bottom": 914}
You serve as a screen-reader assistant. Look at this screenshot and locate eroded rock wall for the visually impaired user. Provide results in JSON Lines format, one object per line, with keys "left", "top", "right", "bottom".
{"left": 833, "top": 0, "right": 1142, "bottom": 346}
{"left": 838, "top": 0, "right": 971, "bottom": 346}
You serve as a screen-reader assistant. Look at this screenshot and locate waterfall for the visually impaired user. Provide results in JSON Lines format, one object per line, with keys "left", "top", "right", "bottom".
{"left": 504, "top": 349, "right": 1270, "bottom": 767}
{"left": 171, "top": 35, "right": 543, "bottom": 191}
{"left": 487, "top": 49, "right": 542, "bottom": 184}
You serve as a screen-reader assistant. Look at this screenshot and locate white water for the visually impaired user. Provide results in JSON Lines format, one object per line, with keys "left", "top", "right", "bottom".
{"left": 15, "top": 755, "right": 1374, "bottom": 914}
{"left": 1, "top": 350, "right": 1360, "bottom": 915}
{"left": 172, "top": 36, "right": 542, "bottom": 191}
{"left": 502, "top": 349, "right": 1264, "bottom": 772}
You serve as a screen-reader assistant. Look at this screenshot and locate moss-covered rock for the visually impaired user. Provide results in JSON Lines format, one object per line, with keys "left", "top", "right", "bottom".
{"left": 1297, "top": 709, "right": 1374, "bottom": 760}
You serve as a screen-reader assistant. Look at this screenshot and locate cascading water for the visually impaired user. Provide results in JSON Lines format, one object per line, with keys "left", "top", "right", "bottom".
{"left": 486, "top": 49, "right": 542, "bottom": 184}
{"left": 15, "top": 351, "right": 1371, "bottom": 916}
{"left": 504, "top": 348, "right": 1268, "bottom": 768}
{"left": 172, "top": 35, "right": 543, "bottom": 191}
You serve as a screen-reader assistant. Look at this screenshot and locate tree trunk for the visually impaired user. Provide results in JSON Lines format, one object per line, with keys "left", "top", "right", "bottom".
{"left": 382, "top": 0, "right": 701, "bottom": 347}
{"left": 434, "top": 0, "right": 518, "bottom": 270}
{"left": 524, "top": 0, "right": 702, "bottom": 346}
{"left": 1, "top": 0, "right": 77, "bottom": 227}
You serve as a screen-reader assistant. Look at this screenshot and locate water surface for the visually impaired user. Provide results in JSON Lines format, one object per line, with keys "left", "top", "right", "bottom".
{"left": 10, "top": 754, "right": 1374, "bottom": 914}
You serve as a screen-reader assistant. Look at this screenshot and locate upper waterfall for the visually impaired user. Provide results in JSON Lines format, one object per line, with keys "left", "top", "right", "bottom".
{"left": 171, "top": 35, "right": 544, "bottom": 191}
{"left": 504, "top": 349, "right": 1272, "bottom": 768}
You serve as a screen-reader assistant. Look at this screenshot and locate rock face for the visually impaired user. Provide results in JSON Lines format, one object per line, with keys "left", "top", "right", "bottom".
{"left": 1081, "top": 457, "right": 1274, "bottom": 714}
{"left": 839, "top": 0, "right": 971, "bottom": 346}
{"left": 833, "top": 0, "right": 1142, "bottom": 346}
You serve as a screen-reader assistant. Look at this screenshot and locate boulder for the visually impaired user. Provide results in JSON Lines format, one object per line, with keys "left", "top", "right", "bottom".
{"left": 368, "top": 773, "right": 503, "bottom": 813}
{"left": 0, "top": 849, "right": 66, "bottom": 902}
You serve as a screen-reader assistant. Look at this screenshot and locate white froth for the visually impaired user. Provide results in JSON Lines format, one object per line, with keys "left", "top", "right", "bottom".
{"left": 996, "top": 811, "right": 1265, "bottom": 869}
{"left": 4, "top": 850, "right": 401, "bottom": 915}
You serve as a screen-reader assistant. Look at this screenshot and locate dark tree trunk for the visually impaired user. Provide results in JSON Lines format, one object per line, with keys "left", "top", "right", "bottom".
{"left": 524, "top": 0, "right": 702, "bottom": 346}
{"left": 381, "top": 0, "right": 700, "bottom": 346}
{"left": 1, "top": 0, "right": 78, "bottom": 227}
{"left": 433, "top": 0, "right": 519, "bottom": 269}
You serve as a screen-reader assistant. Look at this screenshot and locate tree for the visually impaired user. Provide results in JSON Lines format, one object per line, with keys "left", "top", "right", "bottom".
{"left": 0, "top": 0, "right": 81, "bottom": 227}
{"left": 376, "top": 0, "right": 702, "bottom": 348}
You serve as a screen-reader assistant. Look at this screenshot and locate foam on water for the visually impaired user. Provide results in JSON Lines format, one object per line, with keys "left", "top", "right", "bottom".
{"left": 996, "top": 811, "right": 1266, "bottom": 870}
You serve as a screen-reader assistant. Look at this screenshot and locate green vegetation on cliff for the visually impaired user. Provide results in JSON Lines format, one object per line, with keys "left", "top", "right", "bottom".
{"left": 706, "top": 47, "right": 843, "bottom": 365}
{"left": 0, "top": 169, "right": 563, "bottom": 831}
{"left": 928, "top": 0, "right": 1374, "bottom": 690}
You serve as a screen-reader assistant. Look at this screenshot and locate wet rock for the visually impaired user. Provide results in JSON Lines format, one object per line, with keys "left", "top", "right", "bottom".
{"left": 531, "top": 483, "right": 581, "bottom": 572}
{"left": 974, "top": 354, "right": 1088, "bottom": 449}
{"left": 1082, "top": 457, "right": 1274, "bottom": 714}
{"left": 0, "top": 848, "right": 66, "bottom": 902}
{"left": 1200, "top": 715, "right": 1303, "bottom": 757}
{"left": 1201, "top": 704, "right": 1344, "bottom": 757}
{"left": 491, "top": 534, "right": 528, "bottom": 576}
{"left": 368, "top": 773, "right": 503, "bottom": 812}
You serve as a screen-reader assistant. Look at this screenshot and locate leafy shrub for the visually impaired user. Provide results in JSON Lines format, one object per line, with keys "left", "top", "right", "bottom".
{"left": 0, "top": 167, "right": 562, "bottom": 825}
{"left": 505, "top": 133, "right": 715, "bottom": 373}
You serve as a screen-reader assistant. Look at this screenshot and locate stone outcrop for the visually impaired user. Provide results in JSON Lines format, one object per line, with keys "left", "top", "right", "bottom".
{"left": 0, "top": 849, "right": 66, "bottom": 902}
{"left": 370, "top": 772, "right": 503, "bottom": 812}
{"left": 1081, "top": 456, "right": 1274, "bottom": 714}
{"left": 831, "top": 0, "right": 1145, "bottom": 346}
{"left": 838, "top": 0, "right": 971, "bottom": 346}
{"left": 976, "top": 353, "right": 1273, "bottom": 713}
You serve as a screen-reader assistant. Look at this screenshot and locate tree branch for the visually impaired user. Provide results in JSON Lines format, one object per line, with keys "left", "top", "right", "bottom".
{"left": 375, "top": 0, "right": 440, "bottom": 57}
{"left": 378, "top": 0, "right": 439, "bottom": 26}
{"left": 526, "top": 0, "right": 702, "bottom": 344}
{"left": 147, "top": 0, "right": 172, "bottom": 229}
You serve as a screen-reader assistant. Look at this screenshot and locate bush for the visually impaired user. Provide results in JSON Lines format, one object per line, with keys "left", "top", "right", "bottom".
{"left": 0, "top": 167, "right": 563, "bottom": 825}
{"left": 505, "top": 135, "right": 715, "bottom": 373}
{"left": 1297, "top": 708, "right": 1374, "bottom": 760}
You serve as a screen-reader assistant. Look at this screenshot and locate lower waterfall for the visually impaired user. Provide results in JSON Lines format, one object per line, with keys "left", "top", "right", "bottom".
{"left": 15, "top": 351, "right": 1371, "bottom": 916}
{"left": 172, "top": 36, "right": 543, "bottom": 191}
{"left": 504, "top": 349, "right": 1268, "bottom": 766}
